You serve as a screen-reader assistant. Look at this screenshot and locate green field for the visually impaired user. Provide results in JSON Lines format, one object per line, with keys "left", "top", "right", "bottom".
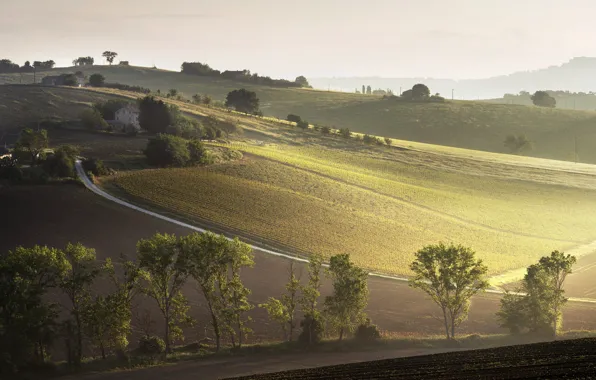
{"left": 4, "top": 66, "right": 596, "bottom": 163}
{"left": 103, "top": 108, "right": 596, "bottom": 276}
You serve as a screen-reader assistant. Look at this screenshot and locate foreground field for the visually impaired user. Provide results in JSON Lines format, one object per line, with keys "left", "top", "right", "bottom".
{"left": 5, "top": 67, "right": 596, "bottom": 163}
{"left": 105, "top": 135, "right": 596, "bottom": 276}
{"left": 230, "top": 338, "right": 596, "bottom": 379}
{"left": 3, "top": 185, "right": 596, "bottom": 341}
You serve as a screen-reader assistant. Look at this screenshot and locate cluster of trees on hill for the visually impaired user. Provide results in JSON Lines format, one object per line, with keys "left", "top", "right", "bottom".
{"left": 355, "top": 85, "right": 394, "bottom": 96}
{"left": 0, "top": 229, "right": 576, "bottom": 375}
{"left": 0, "top": 59, "right": 55, "bottom": 73}
{"left": 181, "top": 62, "right": 311, "bottom": 88}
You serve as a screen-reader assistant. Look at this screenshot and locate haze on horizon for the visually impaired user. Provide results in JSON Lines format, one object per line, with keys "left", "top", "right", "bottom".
{"left": 2, "top": 0, "right": 595, "bottom": 80}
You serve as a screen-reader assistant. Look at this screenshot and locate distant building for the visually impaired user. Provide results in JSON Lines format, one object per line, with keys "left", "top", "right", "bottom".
{"left": 114, "top": 105, "right": 141, "bottom": 132}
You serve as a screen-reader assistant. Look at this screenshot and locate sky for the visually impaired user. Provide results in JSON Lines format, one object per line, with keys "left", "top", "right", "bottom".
{"left": 2, "top": 0, "right": 596, "bottom": 80}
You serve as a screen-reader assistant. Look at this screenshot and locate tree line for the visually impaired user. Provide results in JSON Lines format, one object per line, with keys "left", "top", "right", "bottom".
{"left": 1, "top": 231, "right": 576, "bottom": 375}
{"left": 181, "top": 62, "right": 311, "bottom": 88}
{"left": 0, "top": 59, "right": 55, "bottom": 73}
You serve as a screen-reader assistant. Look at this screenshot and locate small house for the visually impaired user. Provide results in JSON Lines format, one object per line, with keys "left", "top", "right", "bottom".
{"left": 114, "top": 105, "right": 141, "bottom": 131}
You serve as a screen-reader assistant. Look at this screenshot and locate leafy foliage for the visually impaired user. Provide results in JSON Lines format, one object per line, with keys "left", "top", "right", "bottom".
{"left": 14, "top": 128, "right": 48, "bottom": 165}
{"left": 138, "top": 96, "right": 177, "bottom": 133}
{"left": 144, "top": 134, "right": 190, "bottom": 167}
{"left": 354, "top": 318, "right": 381, "bottom": 343}
{"left": 504, "top": 134, "right": 532, "bottom": 154}
{"left": 89, "top": 73, "right": 105, "bottom": 87}
{"left": 80, "top": 108, "right": 108, "bottom": 130}
{"left": 409, "top": 243, "right": 489, "bottom": 340}
{"left": 42, "top": 145, "right": 79, "bottom": 178}
{"left": 82, "top": 158, "right": 109, "bottom": 176}
{"left": 225, "top": 89, "right": 260, "bottom": 114}
{"left": 298, "top": 312, "right": 324, "bottom": 347}
{"left": 324, "top": 254, "right": 369, "bottom": 341}
{"left": 138, "top": 335, "right": 165, "bottom": 359}
{"left": 260, "top": 262, "right": 300, "bottom": 341}
{"left": 412, "top": 84, "right": 431, "bottom": 99}
{"left": 531, "top": 91, "right": 557, "bottom": 108}
{"left": 102, "top": 51, "right": 118, "bottom": 65}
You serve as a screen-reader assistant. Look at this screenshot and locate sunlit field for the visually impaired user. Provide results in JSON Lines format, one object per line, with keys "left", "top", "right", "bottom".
{"left": 105, "top": 140, "right": 596, "bottom": 276}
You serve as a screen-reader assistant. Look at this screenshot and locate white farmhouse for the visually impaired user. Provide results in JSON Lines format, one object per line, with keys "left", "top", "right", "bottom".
{"left": 114, "top": 105, "right": 141, "bottom": 132}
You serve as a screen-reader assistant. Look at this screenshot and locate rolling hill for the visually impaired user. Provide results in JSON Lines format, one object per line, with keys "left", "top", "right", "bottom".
{"left": 3, "top": 66, "right": 596, "bottom": 163}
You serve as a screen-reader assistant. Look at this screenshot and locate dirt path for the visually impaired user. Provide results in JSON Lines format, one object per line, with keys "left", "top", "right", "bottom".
{"left": 72, "top": 347, "right": 464, "bottom": 380}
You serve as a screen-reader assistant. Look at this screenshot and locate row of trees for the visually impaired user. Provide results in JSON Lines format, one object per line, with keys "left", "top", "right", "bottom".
{"left": 356, "top": 85, "right": 394, "bottom": 96}
{"left": 0, "top": 59, "right": 55, "bottom": 73}
{"left": 181, "top": 62, "right": 311, "bottom": 88}
{"left": 0, "top": 227, "right": 576, "bottom": 374}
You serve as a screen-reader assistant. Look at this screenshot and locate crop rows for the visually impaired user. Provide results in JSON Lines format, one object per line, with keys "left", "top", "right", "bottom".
{"left": 110, "top": 157, "right": 565, "bottom": 276}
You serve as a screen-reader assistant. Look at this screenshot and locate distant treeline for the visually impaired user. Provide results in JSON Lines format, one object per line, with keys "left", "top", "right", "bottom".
{"left": 181, "top": 62, "right": 311, "bottom": 88}
{"left": 0, "top": 59, "right": 55, "bottom": 73}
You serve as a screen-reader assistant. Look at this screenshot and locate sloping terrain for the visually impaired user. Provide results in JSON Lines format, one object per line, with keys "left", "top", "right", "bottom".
{"left": 229, "top": 338, "right": 596, "bottom": 379}
{"left": 4, "top": 67, "right": 596, "bottom": 163}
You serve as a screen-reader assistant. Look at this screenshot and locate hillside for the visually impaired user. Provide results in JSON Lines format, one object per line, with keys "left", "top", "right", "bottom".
{"left": 310, "top": 57, "right": 596, "bottom": 99}
{"left": 229, "top": 338, "right": 596, "bottom": 379}
{"left": 3, "top": 67, "right": 596, "bottom": 163}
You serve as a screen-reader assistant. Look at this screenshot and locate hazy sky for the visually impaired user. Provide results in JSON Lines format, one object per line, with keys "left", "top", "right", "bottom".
{"left": 2, "top": 0, "right": 595, "bottom": 79}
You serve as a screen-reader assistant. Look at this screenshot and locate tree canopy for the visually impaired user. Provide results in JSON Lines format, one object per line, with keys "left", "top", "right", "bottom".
{"left": 225, "top": 89, "right": 260, "bottom": 114}
{"left": 89, "top": 73, "right": 105, "bottom": 87}
{"left": 138, "top": 96, "right": 177, "bottom": 133}
{"left": 531, "top": 91, "right": 557, "bottom": 108}
{"left": 409, "top": 243, "right": 489, "bottom": 340}
{"left": 102, "top": 51, "right": 118, "bottom": 65}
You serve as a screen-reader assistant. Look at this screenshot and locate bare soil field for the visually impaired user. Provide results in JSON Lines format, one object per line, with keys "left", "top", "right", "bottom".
{"left": 2, "top": 184, "right": 596, "bottom": 342}
{"left": 230, "top": 338, "right": 596, "bottom": 379}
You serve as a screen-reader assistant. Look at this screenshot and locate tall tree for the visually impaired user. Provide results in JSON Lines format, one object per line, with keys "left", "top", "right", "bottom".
{"left": 409, "top": 243, "right": 489, "bottom": 340}
{"left": 362, "top": 85, "right": 365, "bottom": 95}
{"left": 300, "top": 253, "right": 323, "bottom": 317}
{"left": 295, "top": 75, "right": 310, "bottom": 88}
{"left": 59, "top": 243, "right": 101, "bottom": 368}
{"left": 324, "top": 254, "right": 369, "bottom": 341}
{"left": 366, "top": 85, "right": 372, "bottom": 95}
{"left": 412, "top": 83, "right": 430, "bottom": 99}
{"left": 0, "top": 246, "right": 68, "bottom": 370}
{"left": 14, "top": 128, "right": 48, "bottom": 165}
{"left": 260, "top": 261, "right": 301, "bottom": 341}
{"left": 531, "top": 91, "right": 557, "bottom": 108}
{"left": 102, "top": 51, "right": 118, "bottom": 65}
{"left": 225, "top": 89, "right": 260, "bottom": 114}
{"left": 137, "top": 233, "right": 191, "bottom": 353}
{"left": 138, "top": 96, "right": 177, "bottom": 133}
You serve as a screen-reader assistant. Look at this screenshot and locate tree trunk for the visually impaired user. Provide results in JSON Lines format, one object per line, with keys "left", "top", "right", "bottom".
{"left": 442, "top": 308, "right": 450, "bottom": 340}
{"left": 210, "top": 310, "right": 221, "bottom": 352}
{"left": 74, "top": 312, "right": 82, "bottom": 368}
{"left": 164, "top": 311, "right": 170, "bottom": 354}
{"left": 451, "top": 319, "right": 456, "bottom": 340}
{"left": 237, "top": 319, "right": 242, "bottom": 348}
{"left": 100, "top": 342, "right": 106, "bottom": 360}
{"left": 339, "top": 327, "right": 344, "bottom": 341}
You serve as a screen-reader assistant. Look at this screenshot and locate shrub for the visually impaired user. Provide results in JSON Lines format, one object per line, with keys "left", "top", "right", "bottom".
{"left": 103, "top": 82, "right": 151, "bottom": 94}
{"left": 339, "top": 128, "right": 351, "bottom": 138}
{"left": 298, "top": 313, "right": 324, "bottom": 347}
{"left": 354, "top": 319, "right": 381, "bottom": 343}
{"left": 42, "top": 145, "right": 79, "bottom": 178}
{"left": 82, "top": 158, "right": 109, "bottom": 176}
{"left": 89, "top": 73, "right": 105, "bottom": 87}
{"left": 429, "top": 94, "right": 445, "bottom": 102}
{"left": 384, "top": 137, "right": 392, "bottom": 146}
{"left": 138, "top": 335, "right": 165, "bottom": 358}
{"left": 287, "top": 114, "right": 302, "bottom": 124}
{"left": 297, "top": 120, "right": 309, "bottom": 129}
{"left": 320, "top": 126, "right": 331, "bottom": 135}
{"left": 144, "top": 134, "right": 190, "bottom": 167}
{"left": 80, "top": 108, "right": 108, "bottom": 130}
{"left": 0, "top": 157, "right": 22, "bottom": 181}
{"left": 362, "top": 134, "right": 377, "bottom": 145}
{"left": 188, "top": 139, "right": 206, "bottom": 164}
{"left": 167, "top": 116, "right": 203, "bottom": 139}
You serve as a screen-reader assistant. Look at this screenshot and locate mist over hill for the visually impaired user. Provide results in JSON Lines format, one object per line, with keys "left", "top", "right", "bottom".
{"left": 309, "top": 57, "right": 596, "bottom": 100}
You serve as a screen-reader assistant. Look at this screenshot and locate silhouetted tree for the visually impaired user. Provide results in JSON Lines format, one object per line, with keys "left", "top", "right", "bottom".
{"left": 89, "top": 73, "right": 105, "bottom": 87}
{"left": 412, "top": 83, "right": 430, "bottom": 99}
{"left": 138, "top": 96, "right": 177, "bottom": 134}
{"left": 102, "top": 51, "right": 118, "bottom": 65}
{"left": 366, "top": 85, "right": 372, "bottom": 95}
{"left": 531, "top": 91, "right": 556, "bottom": 108}
{"left": 295, "top": 76, "right": 311, "bottom": 88}
{"left": 225, "top": 89, "right": 260, "bottom": 114}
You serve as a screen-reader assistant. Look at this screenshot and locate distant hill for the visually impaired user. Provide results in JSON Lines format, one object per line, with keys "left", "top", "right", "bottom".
{"left": 485, "top": 90, "right": 596, "bottom": 111}
{"left": 3, "top": 67, "right": 596, "bottom": 163}
{"left": 309, "top": 57, "right": 596, "bottom": 99}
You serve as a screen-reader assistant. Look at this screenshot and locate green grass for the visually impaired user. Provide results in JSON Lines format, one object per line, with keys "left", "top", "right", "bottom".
{"left": 105, "top": 138, "right": 596, "bottom": 276}
{"left": 5, "top": 66, "right": 596, "bottom": 163}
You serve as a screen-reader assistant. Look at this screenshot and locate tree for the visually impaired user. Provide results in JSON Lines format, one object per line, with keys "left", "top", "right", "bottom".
{"left": 73, "top": 57, "right": 94, "bottom": 66}
{"left": 137, "top": 233, "right": 192, "bottom": 353}
{"left": 362, "top": 85, "right": 366, "bottom": 95}
{"left": 202, "top": 95, "right": 212, "bottom": 106}
{"left": 412, "top": 83, "right": 430, "bottom": 99}
{"left": 504, "top": 134, "right": 532, "bottom": 154}
{"left": 93, "top": 99, "right": 130, "bottom": 120}
{"left": 15, "top": 128, "right": 48, "bottom": 165}
{"left": 59, "top": 243, "right": 101, "bottom": 368}
{"left": 102, "top": 51, "right": 118, "bottom": 65}
{"left": 181, "top": 232, "right": 253, "bottom": 351}
{"left": 297, "top": 253, "right": 324, "bottom": 345}
{"left": 295, "top": 76, "right": 311, "bottom": 88}
{"left": 409, "top": 243, "right": 489, "bottom": 340}
{"left": 143, "top": 134, "right": 191, "bottom": 167}
{"left": 324, "top": 254, "right": 369, "bottom": 341}
{"left": 225, "top": 89, "right": 260, "bottom": 114}
{"left": 89, "top": 73, "right": 105, "bottom": 87}
{"left": 531, "top": 91, "right": 556, "bottom": 108}
{"left": 42, "top": 145, "right": 79, "bottom": 178}
{"left": 80, "top": 108, "right": 108, "bottom": 130}
{"left": 496, "top": 291, "right": 529, "bottom": 335}
{"left": 0, "top": 246, "right": 68, "bottom": 371}
{"left": 260, "top": 261, "right": 300, "bottom": 341}
{"left": 366, "top": 85, "right": 372, "bottom": 95}
{"left": 168, "top": 89, "right": 178, "bottom": 98}
{"left": 138, "top": 96, "right": 177, "bottom": 133}
{"left": 191, "top": 94, "right": 202, "bottom": 104}
{"left": 287, "top": 114, "right": 302, "bottom": 124}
